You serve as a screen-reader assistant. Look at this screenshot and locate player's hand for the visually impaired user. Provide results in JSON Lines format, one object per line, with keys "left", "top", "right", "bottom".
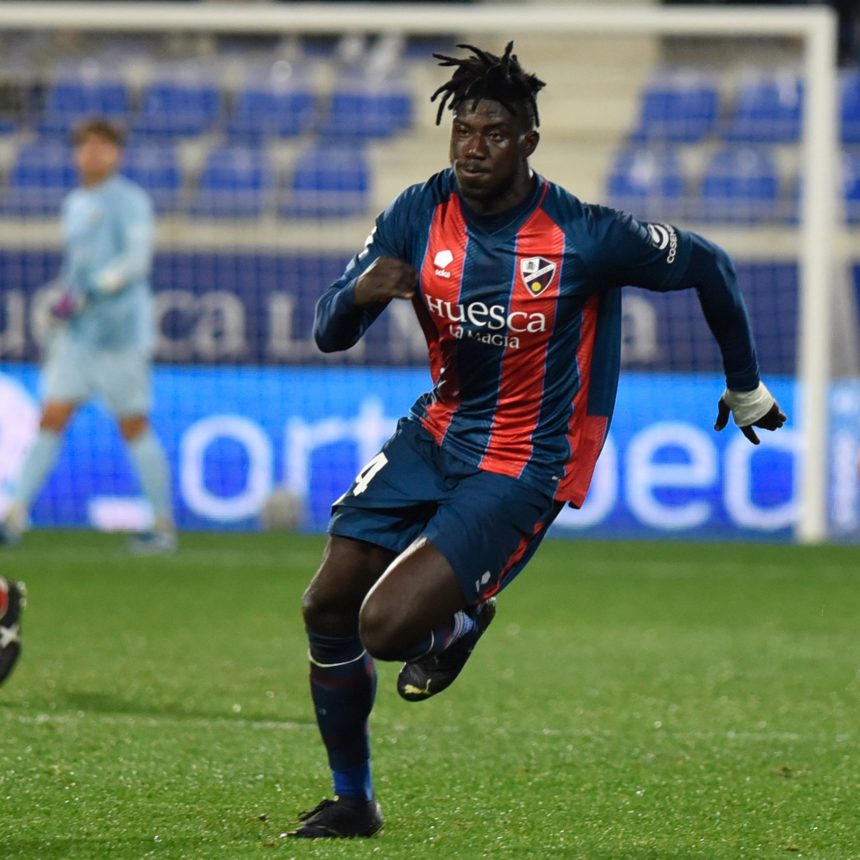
{"left": 49, "top": 290, "right": 85, "bottom": 321}
{"left": 714, "top": 382, "right": 786, "bottom": 445}
{"left": 354, "top": 257, "right": 418, "bottom": 306}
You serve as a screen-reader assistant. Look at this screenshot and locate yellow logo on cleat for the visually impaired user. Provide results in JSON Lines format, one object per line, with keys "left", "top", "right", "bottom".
{"left": 402, "top": 679, "right": 432, "bottom": 697}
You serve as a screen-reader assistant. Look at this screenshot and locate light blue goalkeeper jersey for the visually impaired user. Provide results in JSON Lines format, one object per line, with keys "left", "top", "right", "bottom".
{"left": 61, "top": 173, "right": 155, "bottom": 351}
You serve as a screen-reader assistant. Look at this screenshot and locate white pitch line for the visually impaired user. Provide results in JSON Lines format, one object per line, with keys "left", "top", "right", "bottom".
{"left": 6, "top": 710, "right": 314, "bottom": 732}
{"left": 6, "top": 711, "right": 854, "bottom": 745}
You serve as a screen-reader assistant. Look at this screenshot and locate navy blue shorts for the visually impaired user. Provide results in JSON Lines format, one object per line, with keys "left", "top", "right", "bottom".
{"left": 328, "top": 418, "right": 564, "bottom": 603}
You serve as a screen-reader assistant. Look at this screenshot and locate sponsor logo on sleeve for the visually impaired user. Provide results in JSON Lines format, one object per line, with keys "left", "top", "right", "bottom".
{"left": 646, "top": 223, "right": 678, "bottom": 264}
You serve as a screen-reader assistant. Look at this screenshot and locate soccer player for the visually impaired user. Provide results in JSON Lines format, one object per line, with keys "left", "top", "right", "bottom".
{"left": 288, "top": 43, "right": 785, "bottom": 838}
{"left": 0, "top": 577, "right": 25, "bottom": 684}
{"left": 0, "top": 119, "right": 175, "bottom": 553}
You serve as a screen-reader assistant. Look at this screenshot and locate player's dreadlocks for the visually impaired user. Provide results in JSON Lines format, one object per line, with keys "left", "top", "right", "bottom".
{"left": 431, "top": 41, "right": 546, "bottom": 128}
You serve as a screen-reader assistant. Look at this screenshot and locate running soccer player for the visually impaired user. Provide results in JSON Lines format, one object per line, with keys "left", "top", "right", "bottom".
{"left": 0, "top": 119, "right": 175, "bottom": 553}
{"left": 288, "top": 43, "right": 786, "bottom": 838}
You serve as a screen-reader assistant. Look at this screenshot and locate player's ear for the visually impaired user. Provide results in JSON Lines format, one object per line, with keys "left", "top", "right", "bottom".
{"left": 522, "top": 129, "right": 539, "bottom": 159}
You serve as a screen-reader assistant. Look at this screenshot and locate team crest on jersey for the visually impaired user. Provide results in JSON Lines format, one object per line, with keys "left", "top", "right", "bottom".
{"left": 520, "top": 256, "right": 557, "bottom": 296}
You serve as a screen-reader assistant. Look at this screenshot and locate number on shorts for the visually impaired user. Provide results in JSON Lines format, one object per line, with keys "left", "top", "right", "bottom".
{"left": 353, "top": 452, "right": 388, "bottom": 496}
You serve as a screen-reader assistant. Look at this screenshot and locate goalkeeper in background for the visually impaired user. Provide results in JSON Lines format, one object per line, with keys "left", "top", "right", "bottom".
{"left": 0, "top": 118, "right": 175, "bottom": 553}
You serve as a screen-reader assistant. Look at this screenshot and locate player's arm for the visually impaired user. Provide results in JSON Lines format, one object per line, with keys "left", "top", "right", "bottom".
{"left": 682, "top": 234, "right": 786, "bottom": 444}
{"left": 90, "top": 190, "right": 155, "bottom": 296}
{"left": 314, "top": 200, "right": 418, "bottom": 353}
{"left": 592, "top": 208, "right": 785, "bottom": 443}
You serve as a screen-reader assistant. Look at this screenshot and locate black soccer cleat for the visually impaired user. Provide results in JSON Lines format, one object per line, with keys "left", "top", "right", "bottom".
{"left": 0, "top": 578, "right": 26, "bottom": 684}
{"left": 283, "top": 796, "right": 383, "bottom": 839}
{"left": 397, "top": 597, "right": 496, "bottom": 702}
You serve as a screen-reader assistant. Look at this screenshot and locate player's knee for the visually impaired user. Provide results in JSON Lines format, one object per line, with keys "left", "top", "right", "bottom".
{"left": 301, "top": 580, "right": 357, "bottom": 636}
{"left": 119, "top": 414, "right": 149, "bottom": 441}
{"left": 358, "top": 598, "right": 408, "bottom": 661}
{"left": 40, "top": 402, "right": 76, "bottom": 433}
{"left": 301, "top": 583, "right": 330, "bottom": 632}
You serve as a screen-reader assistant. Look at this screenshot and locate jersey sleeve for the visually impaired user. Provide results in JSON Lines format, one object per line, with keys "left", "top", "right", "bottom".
{"left": 584, "top": 206, "right": 692, "bottom": 292}
{"left": 313, "top": 185, "right": 418, "bottom": 353}
{"left": 91, "top": 187, "right": 155, "bottom": 294}
{"left": 584, "top": 206, "right": 760, "bottom": 392}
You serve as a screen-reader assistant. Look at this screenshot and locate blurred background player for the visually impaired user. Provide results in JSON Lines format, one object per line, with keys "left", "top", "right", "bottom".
{"left": 289, "top": 42, "right": 785, "bottom": 838}
{"left": 0, "top": 577, "right": 25, "bottom": 684}
{"left": 0, "top": 119, "right": 175, "bottom": 554}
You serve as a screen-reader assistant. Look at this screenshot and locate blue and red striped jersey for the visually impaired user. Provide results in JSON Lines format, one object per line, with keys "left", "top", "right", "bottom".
{"left": 315, "top": 169, "right": 760, "bottom": 506}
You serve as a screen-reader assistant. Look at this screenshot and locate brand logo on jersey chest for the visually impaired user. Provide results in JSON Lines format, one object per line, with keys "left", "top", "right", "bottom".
{"left": 433, "top": 249, "right": 454, "bottom": 279}
{"left": 520, "top": 256, "right": 557, "bottom": 296}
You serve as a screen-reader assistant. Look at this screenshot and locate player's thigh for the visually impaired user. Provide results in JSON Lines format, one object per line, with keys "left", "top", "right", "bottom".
{"left": 313, "top": 419, "right": 448, "bottom": 635}
{"left": 40, "top": 333, "right": 92, "bottom": 407}
{"left": 423, "top": 472, "right": 564, "bottom": 605}
{"left": 302, "top": 535, "right": 397, "bottom": 636}
{"left": 358, "top": 536, "right": 466, "bottom": 656}
{"left": 93, "top": 347, "right": 152, "bottom": 418}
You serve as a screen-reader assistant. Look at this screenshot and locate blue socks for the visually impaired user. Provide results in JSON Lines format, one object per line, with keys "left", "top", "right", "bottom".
{"left": 308, "top": 631, "right": 377, "bottom": 800}
{"left": 307, "top": 612, "right": 475, "bottom": 799}
{"left": 127, "top": 429, "right": 173, "bottom": 528}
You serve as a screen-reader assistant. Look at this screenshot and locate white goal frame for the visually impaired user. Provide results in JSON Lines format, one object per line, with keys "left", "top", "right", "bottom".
{"left": 0, "top": 2, "right": 839, "bottom": 543}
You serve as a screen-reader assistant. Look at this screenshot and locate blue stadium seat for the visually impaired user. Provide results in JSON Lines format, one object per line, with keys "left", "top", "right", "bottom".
{"left": 631, "top": 71, "right": 719, "bottom": 143}
{"left": 189, "top": 145, "right": 273, "bottom": 218}
{"left": 697, "top": 146, "right": 781, "bottom": 223}
{"left": 227, "top": 63, "right": 317, "bottom": 142}
{"left": 134, "top": 77, "right": 223, "bottom": 139}
{"left": 121, "top": 143, "right": 182, "bottom": 213}
{"left": 38, "top": 76, "right": 131, "bottom": 138}
{"left": 724, "top": 72, "right": 802, "bottom": 144}
{"left": 843, "top": 149, "right": 860, "bottom": 224}
{"left": 227, "top": 86, "right": 317, "bottom": 142}
{"left": 0, "top": 117, "right": 19, "bottom": 136}
{"left": 280, "top": 143, "right": 370, "bottom": 218}
{"left": 0, "top": 141, "right": 77, "bottom": 217}
{"left": 606, "top": 147, "right": 685, "bottom": 220}
{"left": 317, "top": 76, "right": 412, "bottom": 141}
{"left": 840, "top": 69, "right": 860, "bottom": 145}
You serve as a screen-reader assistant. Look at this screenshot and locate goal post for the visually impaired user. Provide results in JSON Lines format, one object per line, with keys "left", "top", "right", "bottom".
{"left": 0, "top": 3, "right": 841, "bottom": 542}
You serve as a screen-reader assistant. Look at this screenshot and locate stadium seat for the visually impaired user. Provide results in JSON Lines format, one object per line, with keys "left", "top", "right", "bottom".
{"left": 630, "top": 70, "right": 719, "bottom": 143}
{"left": 697, "top": 145, "right": 781, "bottom": 223}
{"left": 121, "top": 143, "right": 183, "bottom": 213}
{"left": 840, "top": 69, "right": 860, "bottom": 145}
{"left": 843, "top": 149, "right": 860, "bottom": 225}
{"left": 134, "top": 76, "right": 223, "bottom": 139}
{"left": 606, "top": 147, "right": 685, "bottom": 220}
{"left": 280, "top": 143, "right": 370, "bottom": 218}
{"left": 226, "top": 62, "right": 317, "bottom": 142}
{"left": 188, "top": 144, "right": 273, "bottom": 218}
{"left": 37, "top": 76, "right": 131, "bottom": 138}
{"left": 0, "top": 141, "right": 77, "bottom": 217}
{"left": 317, "top": 75, "right": 413, "bottom": 141}
{"left": 723, "top": 71, "right": 802, "bottom": 144}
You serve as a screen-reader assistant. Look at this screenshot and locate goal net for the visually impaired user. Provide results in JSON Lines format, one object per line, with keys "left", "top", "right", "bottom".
{"left": 0, "top": 3, "right": 848, "bottom": 542}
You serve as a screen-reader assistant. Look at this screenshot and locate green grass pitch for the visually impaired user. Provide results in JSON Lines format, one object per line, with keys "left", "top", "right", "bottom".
{"left": 1, "top": 532, "right": 858, "bottom": 859}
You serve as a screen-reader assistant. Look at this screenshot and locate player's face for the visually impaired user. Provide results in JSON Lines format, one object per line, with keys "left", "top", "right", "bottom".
{"left": 75, "top": 133, "right": 121, "bottom": 187}
{"left": 449, "top": 99, "right": 538, "bottom": 212}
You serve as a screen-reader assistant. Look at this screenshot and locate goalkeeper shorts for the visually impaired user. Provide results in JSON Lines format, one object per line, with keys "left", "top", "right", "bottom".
{"left": 41, "top": 332, "right": 152, "bottom": 417}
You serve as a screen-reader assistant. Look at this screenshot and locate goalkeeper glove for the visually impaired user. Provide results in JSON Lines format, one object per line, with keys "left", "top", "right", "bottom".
{"left": 714, "top": 382, "right": 786, "bottom": 445}
{"left": 49, "top": 289, "right": 86, "bottom": 321}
